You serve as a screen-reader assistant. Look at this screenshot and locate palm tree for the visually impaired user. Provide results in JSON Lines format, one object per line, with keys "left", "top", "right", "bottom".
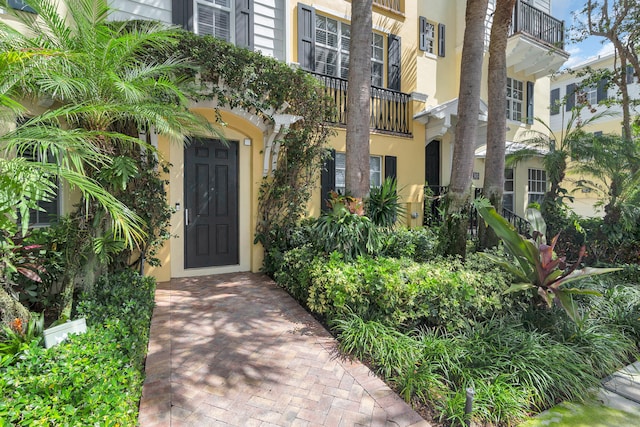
{"left": 507, "top": 107, "right": 612, "bottom": 237}
{"left": 572, "top": 132, "right": 640, "bottom": 235}
{"left": 480, "top": 0, "right": 517, "bottom": 249}
{"left": 0, "top": 0, "right": 215, "bottom": 319}
{"left": 345, "top": 0, "right": 372, "bottom": 199}
{"left": 0, "top": 50, "right": 145, "bottom": 324}
{"left": 443, "top": 0, "right": 489, "bottom": 257}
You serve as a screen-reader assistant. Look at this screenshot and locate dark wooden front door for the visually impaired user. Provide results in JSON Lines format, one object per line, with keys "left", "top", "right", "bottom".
{"left": 425, "top": 140, "right": 440, "bottom": 187}
{"left": 184, "top": 139, "right": 239, "bottom": 268}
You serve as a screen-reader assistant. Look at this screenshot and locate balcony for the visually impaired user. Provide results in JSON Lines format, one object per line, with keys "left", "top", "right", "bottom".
{"left": 310, "top": 72, "right": 412, "bottom": 136}
{"left": 506, "top": 0, "right": 569, "bottom": 78}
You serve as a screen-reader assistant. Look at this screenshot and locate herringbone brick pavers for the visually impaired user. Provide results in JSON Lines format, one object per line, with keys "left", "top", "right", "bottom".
{"left": 138, "top": 272, "right": 430, "bottom": 427}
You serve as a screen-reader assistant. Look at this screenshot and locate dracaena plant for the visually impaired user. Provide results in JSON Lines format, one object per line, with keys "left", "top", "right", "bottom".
{"left": 474, "top": 198, "right": 620, "bottom": 322}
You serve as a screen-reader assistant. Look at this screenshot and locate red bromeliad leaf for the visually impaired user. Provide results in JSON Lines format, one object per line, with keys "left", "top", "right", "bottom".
{"left": 16, "top": 266, "right": 42, "bottom": 282}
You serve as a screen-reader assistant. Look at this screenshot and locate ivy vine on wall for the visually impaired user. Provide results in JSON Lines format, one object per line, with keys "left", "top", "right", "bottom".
{"left": 174, "top": 31, "right": 335, "bottom": 265}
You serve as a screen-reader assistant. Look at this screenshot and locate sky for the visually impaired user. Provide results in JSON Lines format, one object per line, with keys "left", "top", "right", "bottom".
{"left": 551, "top": 0, "right": 615, "bottom": 69}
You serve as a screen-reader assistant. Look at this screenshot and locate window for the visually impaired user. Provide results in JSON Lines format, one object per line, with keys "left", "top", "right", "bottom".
{"left": 371, "top": 33, "right": 384, "bottom": 87}
{"left": 195, "top": 0, "right": 233, "bottom": 42}
{"left": 334, "top": 153, "right": 382, "bottom": 194}
{"left": 314, "top": 14, "right": 385, "bottom": 85}
{"left": 419, "top": 17, "right": 435, "bottom": 54}
{"left": 550, "top": 88, "right": 560, "bottom": 115}
{"left": 370, "top": 156, "right": 382, "bottom": 187}
{"left": 528, "top": 168, "right": 546, "bottom": 205}
{"left": 580, "top": 86, "right": 598, "bottom": 106}
{"left": 507, "top": 77, "right": 523, "bottom": 122}
{"left": 503, "top": 168, "right": 514, "bottom": 212}
{"left": 20, "top": 148, "right": 60, "bottom": 226}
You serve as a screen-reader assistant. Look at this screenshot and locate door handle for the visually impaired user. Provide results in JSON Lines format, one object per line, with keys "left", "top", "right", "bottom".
{"left": 185, "top": 208, "right": 189, "bottom": 226}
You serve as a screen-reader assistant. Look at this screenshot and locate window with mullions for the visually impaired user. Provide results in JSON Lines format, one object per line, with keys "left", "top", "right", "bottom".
{"left": 195, "top": 0, "right": 233, "bottom": 42}
{"left": 20, "top": 148, "right": 60, "bottom": 226}
{"left": 314, "top": 14, "right": 385, "bottom": 86}
{"left": 507, "top": 77, "right": 523, "bottom": 121}
{"left": 335, "top": 153, "right": 382, "bottom": 194}
{"left": 503, "top": 168, "right": 514, "bottom": 212}
{"left": 528, "top": 168, "right": 546, "bottom": 205}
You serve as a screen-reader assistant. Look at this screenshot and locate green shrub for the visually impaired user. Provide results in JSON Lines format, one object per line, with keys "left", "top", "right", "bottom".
{"left": 273, "top": 244, "right": 318, "bottom": 302}
{"left": 381, "top": 227, "right": 439, "bottom": 262}
{"left": 306, "top": 253, "right": 521, "bottom": 332}
{"left": 0, "top": 270, "right": 155, "bottom": 425}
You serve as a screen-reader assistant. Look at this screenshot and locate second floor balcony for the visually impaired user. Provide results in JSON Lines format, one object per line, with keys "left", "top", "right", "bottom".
{"left": 310, "top": 72, "right": 412, "bottom": 136}
{"left": 507, "top": 0, "right": 569, "bottom": 79}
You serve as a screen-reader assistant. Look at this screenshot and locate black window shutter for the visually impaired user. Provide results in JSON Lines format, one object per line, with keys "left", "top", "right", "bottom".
{"left": 388, "top": 34, "right": 401, "bottom": 91}
{"left": 172, "top": 0, "right": 193, "bottom": 31}
{"left": 236, "top": 0, "right": 254, "bottom": 49}
{"left": 8, "top": 0, "right": 36, "bottom": 13}
{"left": 626, "top": 65, "right": 635, "bottom": 84}
{"left": 320, "top": 149, "right": 336, "bottom": 211}
{"left": 297, "top": 4, "right": 316, "bottom": 71}
{"left": 550, "top": 88, "right": 560, "bottom": 115}
{"left": 438, "top": 23, "right": 446, "bottom": 57}
{"left": 384, "top": 156, "right": 397, "bottom": 181}
{"left": 566, "top": 83, "right": 576, "bottom": 111}
{"left": 596, "top": 78, "right": 607, "bottom": 103}
{"left": 419, "top": 17, "right": 427, "bottom": 51}
{"left": 526, "top": 81, "right": 534, "bottom": 124}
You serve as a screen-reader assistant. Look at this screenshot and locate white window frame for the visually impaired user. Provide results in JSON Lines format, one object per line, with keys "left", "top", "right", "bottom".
{"left": 315, "top": 14, "right": 386, "bottom": 86}
{"left": 581, "top": 86, "right": 597, "bottom": 106}
{"left": 507, "top": 77, "right": 524, "bottom": 122}
{"left": 335, "top": 153, "right": 383, "bottom": 194}
{"left": 194, "top": 0, "right": 234, "bottom": 43}
{"left": 424, "top": 21, "right": 435, "bottom": 54}
{"left": 503, "top": 168, "right": 514, "bottom": 212}
{"left": 370, "top": 156, "right": 382, "bottom": 188}
{"left": 371, "top": 33, "right": 384, "bottom": 87}
{"left": 528, "top": 168, "right": 547, "bottom": 205}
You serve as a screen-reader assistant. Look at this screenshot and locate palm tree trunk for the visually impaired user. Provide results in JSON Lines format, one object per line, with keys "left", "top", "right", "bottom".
{"left": 0, "top": 286, "right": 31, "bottom": 326}
{"left": 480, "top": 0, "right": 516, "bottom": 249}
{"left": 345, "top": 0, "right": 372, "bottom": 199}
{"left": 443, "top": 0, "right": 489, "bottom": 257}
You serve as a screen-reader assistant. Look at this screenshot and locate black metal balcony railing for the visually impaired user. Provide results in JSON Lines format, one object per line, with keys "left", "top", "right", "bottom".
{"left": 310, "top": 71, "right": 412, "bottom": 136}
{"left": 510, "top": 0, "right": 565, "bottom": 50}
{"left": 424, "top": 186, "right": 531, "bottom": 237}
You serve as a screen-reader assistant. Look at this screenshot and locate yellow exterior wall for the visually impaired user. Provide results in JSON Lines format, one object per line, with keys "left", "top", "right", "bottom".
{"left": 146, "top": 107, "right": 265, "bottom": 281}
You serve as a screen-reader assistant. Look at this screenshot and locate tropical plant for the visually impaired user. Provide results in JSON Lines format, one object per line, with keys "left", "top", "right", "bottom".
{"left": 571, "top": 132, "right": 640, "bottom": 238}
{"left": 0, "top": 0, "right": 217, "bottom": 319}
{"left": 313, "top": 202, "right": 382, "bottom": 261}
{"left": 366, "top": 177, "right": 405, "bottom": 228}
{"left": 506, "top": 107, "right": 613, "bottom": 236}
{"left": 0, "top": 312, "right": 44, "bottom": 361}
{"left": 474, "top": 198, "right": 620, "bottom": 322}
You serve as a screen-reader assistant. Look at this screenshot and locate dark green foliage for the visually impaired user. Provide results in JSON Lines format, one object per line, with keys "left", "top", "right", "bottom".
{"left": 381, "top": 227, "right": 439, "bottom": 262}
{"left": 301, "top": 253, "right": 519, "bottom": 332}
{"left": 273, "top": 245, "right": 318, "bottom": 303}
{"left": 334, "top": 309, "right": 637, "bottom": 426}
{"left": 366, "top": 177, "right": 405, "bottom": 228}
{"left": 0, "top": 270, "right": 155, "bottom": 425}
{"left": 313, "top": 207, "right": 383, "bottom": 261}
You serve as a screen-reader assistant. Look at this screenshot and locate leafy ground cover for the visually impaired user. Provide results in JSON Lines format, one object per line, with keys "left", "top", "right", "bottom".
{"left": 0, "top": 270, "right": 155, "bottom": 426}
{"left": 271, "top": 212, "right": 640, "bottom": 426}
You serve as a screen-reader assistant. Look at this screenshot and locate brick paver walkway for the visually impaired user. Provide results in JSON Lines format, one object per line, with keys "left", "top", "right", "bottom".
{"left": 138, "top": 272, "right": 429, "bottom": 427}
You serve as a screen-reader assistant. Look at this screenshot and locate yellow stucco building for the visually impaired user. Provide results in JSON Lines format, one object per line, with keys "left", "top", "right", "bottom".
{"left": 2, "top": 0, "right": 570, "bottom": 280}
